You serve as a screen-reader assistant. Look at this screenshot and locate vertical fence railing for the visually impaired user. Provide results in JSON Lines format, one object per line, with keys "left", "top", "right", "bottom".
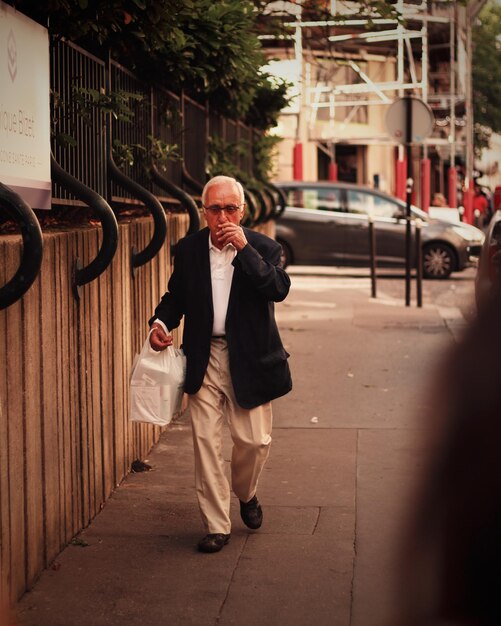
{"left": 109, "top": 60, "right": 155, "bottom": 201}
{"left": 151, "top": 88, "right": 200, "bottom": 236}
{"left": 107, "top": 61, "right": 167, "bottom": 272}
{"left": 225, "top": 118, "right": 238, "bottom": 147}
{"left": 209, "top": 111, "right": 224, "bottom": 145}
{"left": 181, "top": 94, "right": 208, "bottom": 192}
{"left": 50, "top": 40, "right": 119, "bottom": 295}
{"left": 51, "top": 40, "right": 107, "bottom": 202}
{"left": 154, "top": 88, "right": 184, "bottom": 188}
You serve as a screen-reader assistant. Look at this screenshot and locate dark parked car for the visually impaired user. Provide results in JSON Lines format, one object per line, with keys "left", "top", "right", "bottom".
{"left": 275, "top": 181, "right": 484, "bottom": 279}
{"left": 475, "top": 209, "right": 501, "bottom": 307}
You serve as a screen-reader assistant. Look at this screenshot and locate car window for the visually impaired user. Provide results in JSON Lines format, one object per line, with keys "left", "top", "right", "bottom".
{"left": 286, "top": 187, "right": 343, "bottom": 211}
{"left": 286, "top": 189, "right": 303, "bottom": 207}
{"left": 371, "top": 196, "right": 401, "bottom": 219}
{"left": 315, "top": 188, "right": 343, "bottom": 211}
{"left": 347, "top": 190, "right": 371, "bottom": 215}
{"left": 348, "top": 190, "right": 402, "bottom": 218}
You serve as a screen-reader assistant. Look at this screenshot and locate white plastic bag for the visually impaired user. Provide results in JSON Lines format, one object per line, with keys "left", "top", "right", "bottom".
{"left": 129, "top": 331, "right": 186, "bottom": 426}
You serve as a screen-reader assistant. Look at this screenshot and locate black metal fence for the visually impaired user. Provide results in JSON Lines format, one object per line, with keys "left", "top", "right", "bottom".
{"left": 182, "top": 95, "right": 207, "bottom": 189}
{"left": 51, "top": 40, "right": 107, "bottom": 202}
{"left": 154, "top": 88, "right": 183, "bottom": 188}
{"left": 110, "top": 60, "right": 153, "bottom": 200}
{"left": 50, "top": 39, "right": 260, "bottom": 208}
{"left": 1, "top": 37, "right": 281, "bottom": 309}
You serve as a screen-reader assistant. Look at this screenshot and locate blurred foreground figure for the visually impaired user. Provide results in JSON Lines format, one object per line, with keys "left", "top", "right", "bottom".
{"left": 396, "top": 287, "right": 501, "bottom": 626}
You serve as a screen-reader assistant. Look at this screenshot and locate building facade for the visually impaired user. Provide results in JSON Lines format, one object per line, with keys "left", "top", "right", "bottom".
{"left": 263, "top": 0, "right": 486, "bottom": 219}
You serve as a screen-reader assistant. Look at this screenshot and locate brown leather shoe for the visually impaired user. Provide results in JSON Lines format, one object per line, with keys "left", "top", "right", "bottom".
{"left": 197, "top": 533, "right": 230, "bottom": 553}
{"left": 240, "top": 495, "right": 263, "bottom": 529}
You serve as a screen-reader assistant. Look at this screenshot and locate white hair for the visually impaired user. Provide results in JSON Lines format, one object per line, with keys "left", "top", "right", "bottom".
{"left": 201, "top": 175, "right": 245, "bottom": 206}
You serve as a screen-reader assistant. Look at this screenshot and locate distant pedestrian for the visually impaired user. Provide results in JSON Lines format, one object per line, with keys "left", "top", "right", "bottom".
{"left": 431, "top": 192, "right": 447, "bottom": 207}
{"left": 149, "top": 175, "right": 292, "bottom": 553}
{"left": 473, "top": 185, "right": 489, "bottom": 223}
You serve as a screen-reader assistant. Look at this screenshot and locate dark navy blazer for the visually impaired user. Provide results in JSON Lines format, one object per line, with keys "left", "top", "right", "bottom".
{"left": 150, "top": 227, "right": 292, "bottom": 409}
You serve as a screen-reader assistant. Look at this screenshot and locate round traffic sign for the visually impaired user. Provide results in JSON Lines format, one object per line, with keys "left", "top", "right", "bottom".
{"left": 385, "top": 97, "right": 434, "bottom": 144}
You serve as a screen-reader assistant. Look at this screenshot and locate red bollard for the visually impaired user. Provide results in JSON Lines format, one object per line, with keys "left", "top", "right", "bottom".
{"left": 395, "top": 159, "right": 407, "bottom": 201}
{"left": 328, "top": 162, "right": 338, "bottom": 181}
{"left": 293, "top": 143, "right": 303, "bottom": 181}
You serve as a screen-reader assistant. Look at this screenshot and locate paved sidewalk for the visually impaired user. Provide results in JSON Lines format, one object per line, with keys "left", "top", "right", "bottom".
{"left": 16, "top": 271, "right": 467, "bottom": 626}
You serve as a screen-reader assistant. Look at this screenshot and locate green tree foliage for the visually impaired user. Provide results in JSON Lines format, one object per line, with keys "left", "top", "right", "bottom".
{"left": 244, "top": 75, "right": 290, "bottom": 130}
{"left": 12, "top": 0, "right": 407, "bottom": 126}
{"left": 12, "top": 0, "right": 282, "bottom": 122}
{"left": 472, "top": 1, "right": 501, "bottom": 154}
{"left": 252, "top": 133, "right": 281, "bottom": 182}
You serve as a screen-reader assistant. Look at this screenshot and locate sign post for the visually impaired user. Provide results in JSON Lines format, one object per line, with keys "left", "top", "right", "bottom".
{"left": 404, "top": 95, "right": 413, "bottom": 306}
{"left": 385, "top": 96, "right": 434, "bottom": 306}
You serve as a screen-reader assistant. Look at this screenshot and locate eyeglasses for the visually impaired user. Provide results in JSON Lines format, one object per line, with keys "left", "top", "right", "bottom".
{"left": 203, "top": 204, "right": 243, "bottom": 215}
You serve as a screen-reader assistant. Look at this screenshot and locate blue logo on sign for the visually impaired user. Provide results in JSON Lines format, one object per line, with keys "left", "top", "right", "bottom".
{"left": 7, "top": 29, "right": 17, "bottom": 82}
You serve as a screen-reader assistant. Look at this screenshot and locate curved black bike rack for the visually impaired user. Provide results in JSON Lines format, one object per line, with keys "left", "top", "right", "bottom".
{"left": 242, "top": 187, "right": 259, "bottom": 228}
{"left": 150, "top": 163, "right": 200, "bottom": 236}
{"left": 51, "top": 156, "right": 118, "bottom": 299}
{"left": 0, "top": 183, "right": 43, "bottom": 310}
{"left": 248, "top": 185, "right": 271, "bottom": 225}
{"left": 108, "top": 153, "right": 167, "bottom": 276}
{"left": 259, "top": 185, "right": 278, "bottom": 223}
{"left": 262, "top": 181, "right": 287, "bottom": 219}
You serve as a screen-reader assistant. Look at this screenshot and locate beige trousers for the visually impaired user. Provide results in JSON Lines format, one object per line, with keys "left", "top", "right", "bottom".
{"left": 189, "top": 338, "right": 272, "bottom": 534}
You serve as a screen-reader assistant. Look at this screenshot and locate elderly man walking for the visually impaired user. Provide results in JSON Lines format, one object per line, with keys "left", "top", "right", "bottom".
{"left": 149, "top": 175, "right": 292, "bottom": 553}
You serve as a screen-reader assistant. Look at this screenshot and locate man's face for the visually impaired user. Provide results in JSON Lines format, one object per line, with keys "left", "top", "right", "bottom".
{"left": 203, "top": 181, "right": 244, "bottom": 247}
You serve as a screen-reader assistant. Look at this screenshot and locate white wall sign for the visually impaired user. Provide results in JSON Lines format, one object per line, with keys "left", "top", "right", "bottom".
{"left": 0, "top": 2, "right": 51, "bottom": 209}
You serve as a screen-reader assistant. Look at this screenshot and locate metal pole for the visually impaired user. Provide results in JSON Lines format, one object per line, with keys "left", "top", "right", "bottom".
{"left": 465, "top": 7, "right": 475, "bottom": 224}
{"left": 293, "top": 15, "right": 304, "bottom": 180}
{"left": 368, "top": 216, "right": 377, "bottom": 298}
{"left": 405, "top": 94, "right": 413, "bottom": 307}
{"left": 415, "top": 218, "right": 423, "bottom": 308}
{"left": 421, "top": 16, "right": 430, "bottom": 212}
{"left": 449, "top": 4, "right": 457, "bottom": 208}
{"left": 397, "top": 0, "right": 404, "bottom": 95}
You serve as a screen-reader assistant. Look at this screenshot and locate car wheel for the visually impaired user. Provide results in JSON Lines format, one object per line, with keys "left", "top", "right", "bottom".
{"left": 422, "top": 243, "right": 455, "bottom": 279}
{"left": 277, "top": 239, "right": 293, "bottom": 269}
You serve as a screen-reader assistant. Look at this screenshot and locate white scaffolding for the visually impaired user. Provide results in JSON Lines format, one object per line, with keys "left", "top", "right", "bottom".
{"left": 262, "top": 0, "right": 487, "bottom": 187}
{"left": 301, "top": 2, "right": 451, "bottom": 139}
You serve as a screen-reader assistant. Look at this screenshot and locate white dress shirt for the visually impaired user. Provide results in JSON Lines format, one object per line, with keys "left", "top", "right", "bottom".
{"left": 208, "top": 235, "right": 236, "bottom": 336}
{"left": 153, "top": 233, "right": 236, "bottom": 337}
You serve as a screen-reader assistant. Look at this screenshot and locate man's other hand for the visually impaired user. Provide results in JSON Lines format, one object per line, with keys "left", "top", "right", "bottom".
{"left": 149, "top": 324, "right": 173, "bottom": 351}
